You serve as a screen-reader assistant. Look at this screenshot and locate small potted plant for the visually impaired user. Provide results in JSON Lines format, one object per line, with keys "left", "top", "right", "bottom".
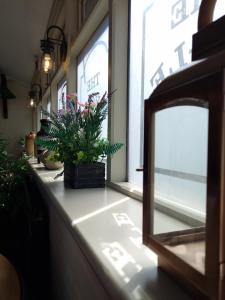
{"left": 36, "top": 92, "right": 123, "bottom": 188}
{"left": 40, "top": 150, "right": 63, "bottom": 170}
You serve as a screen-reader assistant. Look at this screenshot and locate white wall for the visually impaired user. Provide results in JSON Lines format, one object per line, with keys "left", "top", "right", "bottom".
{"left": 0, "top": 79, "right": 32, "bottom": 156}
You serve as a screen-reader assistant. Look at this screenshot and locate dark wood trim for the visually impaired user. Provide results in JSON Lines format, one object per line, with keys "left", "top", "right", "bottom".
{"left": 193, "top": 0, "right": 225, "bottom": 60}
{"left": 154, "top": 227, "right": 205, "bottom": 246}
{"left": 193, "top": 16, "right": 225, "bottom": 61}
{"left": 198, "top": 0, "right": 217, "bottom": 31}
{"left": 143, "top": 100, "right": 151, "bottom": 243}
{"left": 205, "top": 73, "right": 223, "bottom": 299}
{"left": 219, "top": 86, "right": 225, "bottom": 299}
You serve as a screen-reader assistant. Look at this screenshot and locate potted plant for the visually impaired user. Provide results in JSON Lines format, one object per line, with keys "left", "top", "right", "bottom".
{"left": 36, "top": 92, "right": 123, "bottom": 188}
{"left": 0, "top": 137, "right": 31, "bottom": 267}
{"left": 40, "top": 150, "right": 63, "bottom": 170}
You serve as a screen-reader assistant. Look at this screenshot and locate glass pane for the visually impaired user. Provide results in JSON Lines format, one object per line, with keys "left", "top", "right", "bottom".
{"left": 152, "top": 105, "right": 208, "bottom": 274}
{"left": 57, "top": 81, "right": 67, "bottom": 111}
{"left": 129, "top": 0, "right": 201, "bottom": 187}
{"left": 47, "top": 96, "right": 51, "bottom": 114}
{"left": 213, "top": 0, "right": 225, "bottom": 21}
{"left": 77, "top": 18, "right": 109, "bottom": 139}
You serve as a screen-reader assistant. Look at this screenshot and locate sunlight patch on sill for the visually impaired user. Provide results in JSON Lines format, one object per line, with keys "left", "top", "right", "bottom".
{"left": 71, "top": 196, "right": 130, "bottom": 225}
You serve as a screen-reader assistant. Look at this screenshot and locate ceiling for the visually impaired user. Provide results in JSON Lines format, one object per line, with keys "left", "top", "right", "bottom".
{"left": 0, "top": 0, "right": 53, "bottom": 85}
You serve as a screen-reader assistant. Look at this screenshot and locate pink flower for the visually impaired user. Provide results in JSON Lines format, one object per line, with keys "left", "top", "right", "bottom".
{"left": 77, "top": 101, "right": 85, "bottom": 107}
{"left": 66, "top": 93, "right": 77, "bottom": 100}
{"left": 83, "top": 109, "right": 89, "bottom": 114}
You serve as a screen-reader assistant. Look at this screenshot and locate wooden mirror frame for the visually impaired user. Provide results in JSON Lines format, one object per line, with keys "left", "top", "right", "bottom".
{"left": 143, "top": 65, "right": 224, "bottom": 299}
{"left": 192, "top": 0, "right": 225, "bottom": 60}
{"left": 198, "top": 0, "right": 217, "bottom": 31}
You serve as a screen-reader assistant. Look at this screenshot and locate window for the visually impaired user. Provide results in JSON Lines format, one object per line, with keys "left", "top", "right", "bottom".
{"left": 128, "top": 0, "right": 202, "bottom": 187}
{"left": 47, "top": 96, "right": 51, "bottom": 114}
{"left": 57, "top": 80, "right": 67, "bottom": 111}
{"left": 77, "top": 17, "right": 109, "bottom": 138}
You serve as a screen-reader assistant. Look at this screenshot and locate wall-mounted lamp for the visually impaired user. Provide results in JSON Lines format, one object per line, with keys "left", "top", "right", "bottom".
{"left": 40, "top": 25, "right": 67, "bottom": 73}
{"left": 28, "top": 83, "right": 42, "bottom": 108}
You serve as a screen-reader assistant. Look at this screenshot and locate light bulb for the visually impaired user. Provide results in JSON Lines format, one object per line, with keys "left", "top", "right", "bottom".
{"left": 30, "top": 98, "right": 34, "bottom": 107}
{"left": 42, "top": 53, "right": 53, "bottom": 73}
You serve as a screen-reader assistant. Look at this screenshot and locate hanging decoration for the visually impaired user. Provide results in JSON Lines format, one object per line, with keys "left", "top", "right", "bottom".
{"left": 0, "top": 74, "right": 16, "bottom": 119}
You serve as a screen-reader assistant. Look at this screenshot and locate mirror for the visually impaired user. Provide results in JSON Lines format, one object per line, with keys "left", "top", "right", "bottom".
{"left": 151, "top": 105, "right": 208, "bottom": 274}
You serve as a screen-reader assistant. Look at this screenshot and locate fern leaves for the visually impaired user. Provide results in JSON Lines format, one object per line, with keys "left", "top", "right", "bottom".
{"left": 36, "top": 93, "right": 123, "bottom": 165}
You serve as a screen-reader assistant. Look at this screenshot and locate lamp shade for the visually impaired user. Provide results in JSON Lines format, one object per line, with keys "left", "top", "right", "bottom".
{"left": 28, "top": 84, "right": 42, "bottom": 108}
{"left": 40, "top": 25, "right": 67, "bottom": 73}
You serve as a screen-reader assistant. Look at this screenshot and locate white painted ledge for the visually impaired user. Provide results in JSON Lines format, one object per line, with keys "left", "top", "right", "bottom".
{"left": 29, "top": 160, "right": 193, "bottom": 300}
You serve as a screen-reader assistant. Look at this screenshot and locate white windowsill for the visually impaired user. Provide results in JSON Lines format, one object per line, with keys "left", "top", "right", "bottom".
{"left": 29, "top": 159, "right": 193, "bottom": 300}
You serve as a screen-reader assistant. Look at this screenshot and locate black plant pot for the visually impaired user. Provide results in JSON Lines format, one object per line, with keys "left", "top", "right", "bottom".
{"left": 64, "top": 162, "right": 105, "bottom": 189}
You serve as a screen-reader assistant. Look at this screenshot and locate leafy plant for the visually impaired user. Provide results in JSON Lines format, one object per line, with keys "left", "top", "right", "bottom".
{"left": 36, "top": 92, "right": 123, "bottom": 165}
{"left": 0, "top": 138, "right": 29, "bottom": 212}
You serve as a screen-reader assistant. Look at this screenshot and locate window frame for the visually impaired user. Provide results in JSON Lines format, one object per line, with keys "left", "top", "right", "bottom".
{"left": 107, "top": 0, "right": 129, "bottom": 182}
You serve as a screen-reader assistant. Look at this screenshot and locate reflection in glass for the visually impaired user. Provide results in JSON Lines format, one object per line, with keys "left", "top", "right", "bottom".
{"left": 152, "top": 105, "right": 208, "bottom": 274}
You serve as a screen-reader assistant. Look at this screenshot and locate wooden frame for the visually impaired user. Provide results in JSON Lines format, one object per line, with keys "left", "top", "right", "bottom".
{"left": 198, "top": 0, "right": 217, "bottom": 31}
{"left": 153, "top": 227, "right": 205, "bottom": 246}
{"left": 143, "top": 62, "right": 224, "bottom": 299}
{"left": 192, "top": 15, "right": 225, "bottom": 61}
{"left": 193, "top": 0, "right": 225, "bottom": 60}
